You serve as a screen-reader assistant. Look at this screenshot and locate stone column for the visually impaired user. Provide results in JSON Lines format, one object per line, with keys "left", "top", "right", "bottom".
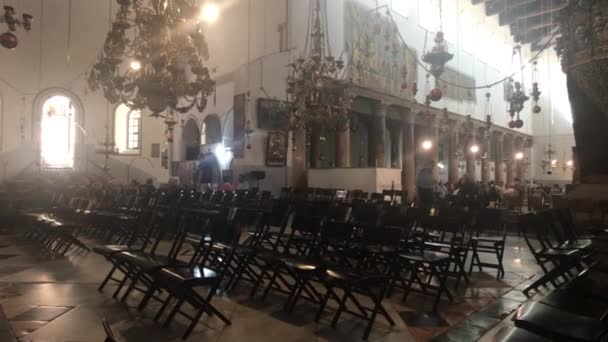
{"left": 336, "top": 123, "right": 351, "bottom": 168}
{"left": 494, "top": 132, "right": 505, "bottom": 186}
{"left": 374, "top": 102, "right": 387, "bottom": 168}
{"left": 466, "top": 138, "right": 477, "bottom": 179}
{"left": 505, "top": 135, "right": 515, "bottom": 186}
{"left": 291, "top": 129, "right": 307, "bottom": 189}
{"left": 448, "top": 125, "right": 459, "bottom": 185}
{"left": 429, "top": 120, "right": 439, "bottom": 181}
{"left": 401, "top": 112, "right": 415, "bottom": 203}
{"left": 481, "top": 139, "right": 491, "bottom": 183}
{"left": 390, "top": 125, "right": 401, "bottom": 168}
{"left": 515, "top": 137, "right": 525, "bottom": 181}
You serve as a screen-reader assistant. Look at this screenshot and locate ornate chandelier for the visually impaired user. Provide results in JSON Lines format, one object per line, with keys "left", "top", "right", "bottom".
{"left": 88, "top": 0, "right": 215, "bottom": 118}
{"left": 0, "top": 5, "right": 33, "bottom": 49}
{"left": 286, "top": 0, "right": 352, "bottom": 130}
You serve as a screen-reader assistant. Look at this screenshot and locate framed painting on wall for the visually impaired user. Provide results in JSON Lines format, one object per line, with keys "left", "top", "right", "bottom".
{"left": 266, "top": 131, "right": 288, "bottom": 166}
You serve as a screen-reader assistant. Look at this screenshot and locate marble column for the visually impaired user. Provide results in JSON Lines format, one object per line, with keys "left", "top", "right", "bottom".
{"left": 466, "top": 138, "right": 477, "bottom": 179}
{"left": 448, "top": 126, "right": 459, "bottom": 185}
{"left": 390, "top": 126, "right": 401, "bottom": 168}
{"left": 336, "top": 123, "right": 351, "bottom": 168}
{"left": 505, "top": 135, "right": 515, "bottom": 186}
{"left": 515, "top": 137, "right": 525, "bottom": 181}
{"left": 291, "top": 129, "right": 307, "bottom": 189}
{"left": 429, "top": 120, "right": 439, "bottom": 181}
{"left": 401, "top": 112, "right": 415, "bottom": 203}
{"left": 481, "top": 139, "right": 491, "bottom": 183}
{"left": 374, "top": 102, "right": 387, "bottom": 168}
{"left": 494, "top": 133, "right": 505, "bottom": 186}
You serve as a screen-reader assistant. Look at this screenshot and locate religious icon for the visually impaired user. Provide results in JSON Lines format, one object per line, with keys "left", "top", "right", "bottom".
{"left": 266, "top": 131, "right": 288, "bottom": 166}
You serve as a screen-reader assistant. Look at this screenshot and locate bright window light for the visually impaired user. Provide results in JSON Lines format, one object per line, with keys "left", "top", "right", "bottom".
{"left": 391, "top": 0, "right": 409, "bottom": 18}
{"left": 114, "top": 104, "right": 141, "bottom": 153}
{"left": 40, "top": 95, "right": 76, "bottom": 169}
{"left": 200, "top": 3, "right": 220, "bottom": 24}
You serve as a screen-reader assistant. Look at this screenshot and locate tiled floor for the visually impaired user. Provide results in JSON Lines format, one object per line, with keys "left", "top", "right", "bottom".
{"left": 0, "top": 233, "right": 542, "bottom": 341}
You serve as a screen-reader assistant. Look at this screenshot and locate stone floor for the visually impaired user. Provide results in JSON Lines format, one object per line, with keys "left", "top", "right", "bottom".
{"left": 0, "top": 232, "right": 543, "bottom": 341}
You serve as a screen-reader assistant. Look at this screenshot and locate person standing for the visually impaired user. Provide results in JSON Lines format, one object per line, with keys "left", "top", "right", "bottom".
{"left": 417, "top": 160, "right": 435, "bottom": 208}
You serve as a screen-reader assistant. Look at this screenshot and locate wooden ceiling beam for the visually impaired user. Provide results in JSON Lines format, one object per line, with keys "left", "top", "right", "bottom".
{"left": 499, "top": 1, "right": 567, "bottom": 26}
{"left": 487, "top": 0, "right": 534, "bottom": 16}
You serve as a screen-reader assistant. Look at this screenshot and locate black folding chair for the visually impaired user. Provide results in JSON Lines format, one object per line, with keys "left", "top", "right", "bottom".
{"left": 469, "top": 208, "right": 508, "bottom": 279}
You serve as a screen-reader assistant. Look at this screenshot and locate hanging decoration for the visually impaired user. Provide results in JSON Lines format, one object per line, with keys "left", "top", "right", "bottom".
{"left": 483, "top": 91, "right": 493, "bottom": 141}
{"left": 287, "top": 0, "right": 352, "bottom": 131}
{"left": 423, "top": 31, "right": 453, "bottom": 79}
{"left": 88, "top": 0, "right": 215, "bottom": 118}
{"left": 507, "top": 46, "right": 529, "bottom": 129}
{"left": 0, "top": 5, "right": 33, "bottom": 49}
{"left": 531, "top": 61, "right": 541, "bottom": 114}
{"left": 507, "top": 81, "right": 528, "bottom": 129}
{"left": 421, "top": 0, "right": 453, "bottom": 103}
{"left": 540, "top": 143, "right": 557, "bottom": 175}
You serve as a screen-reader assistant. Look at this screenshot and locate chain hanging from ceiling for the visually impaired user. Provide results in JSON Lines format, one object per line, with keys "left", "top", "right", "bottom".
{"left": 88, "top": 0, "right": 215, "bottom": 118}
{"left": 286, "top": 0, "right": 353, "bottom": 132}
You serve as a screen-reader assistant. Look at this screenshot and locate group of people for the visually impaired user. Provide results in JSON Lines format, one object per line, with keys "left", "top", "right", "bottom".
{"left": 416, "top": 160, "right": 563, "bottom": 210}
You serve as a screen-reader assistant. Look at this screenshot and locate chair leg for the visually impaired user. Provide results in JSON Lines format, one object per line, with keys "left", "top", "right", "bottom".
{"left": 154, "top": 295, "right": 174, "bottom": 322}
{"left": 331, "top": 287, "right": 350, "bottom": 328}
{"left": 315, "top": 286, "right": 334, "bottom": 322}
{"left": 99, "top": 265, "right": 117, "bottom": 291}
{"left": 183, "top": 308, "right": 205, "bottom": 339}
{"left": 163, "top": 296, "right": 185, "bottom": 328}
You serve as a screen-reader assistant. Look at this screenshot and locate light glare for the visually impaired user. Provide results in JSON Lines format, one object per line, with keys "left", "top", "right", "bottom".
{"left": 515, "top": 152, "right": 524, "bottom": 160}
{"left": 470, "top": 144, "right": 480, "bottom": 154}
{"left": 130, "top": 60, "right": 141, "bottom": 71}
{"left": 421, "top": 140, "right": 433, "bottom": 151}
{"left": 200, "top": 3, "right": 220, "bottom": 23}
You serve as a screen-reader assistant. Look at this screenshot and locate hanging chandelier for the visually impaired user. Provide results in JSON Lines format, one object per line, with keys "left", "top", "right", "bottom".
{"left": 88, "top": 0, "right": 215, "bottom": 118}
{"left": 286, "top": 0, "right": 352, "bottom": 131}
{"left": 0, "top": 5, "right": 33, "bottom": 49}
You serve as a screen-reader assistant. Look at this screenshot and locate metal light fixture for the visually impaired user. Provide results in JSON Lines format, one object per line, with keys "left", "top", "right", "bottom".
{"left": 88, "top": 0, "right": 215, "bottom": 118}
{"left": 286, "top": 0, "right": 352, "bottom": 131}
{"left": 0, "top": 5, "right": 33, "bottom": 49}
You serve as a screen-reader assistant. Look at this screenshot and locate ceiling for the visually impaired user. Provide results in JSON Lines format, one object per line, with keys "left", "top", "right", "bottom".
{"left": 472, "top": 0, "right": 567, "bottom": 50}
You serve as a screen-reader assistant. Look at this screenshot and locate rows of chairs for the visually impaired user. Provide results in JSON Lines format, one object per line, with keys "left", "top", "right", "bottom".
{"left": 65, "top": 188, "right": 512, "bottom": 340}
{"left": 17, "top": 185, "right": 533, "bottom": 340}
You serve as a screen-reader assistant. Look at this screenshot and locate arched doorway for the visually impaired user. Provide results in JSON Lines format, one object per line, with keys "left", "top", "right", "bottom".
{"left": 182, "top": 118, "right": 201, "bottom": 161}
{"left": 39, "top": 94, "right": 78, "bottom": 169}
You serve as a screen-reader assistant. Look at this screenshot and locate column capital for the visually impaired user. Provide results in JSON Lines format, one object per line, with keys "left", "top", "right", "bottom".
{"left": 374, "top": 101, "right": 389, "bottom": 116}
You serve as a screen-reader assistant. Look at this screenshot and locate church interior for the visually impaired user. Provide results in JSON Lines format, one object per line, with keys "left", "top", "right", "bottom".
{"left": 0, "top": 0, "right": 608, "bottom": 341}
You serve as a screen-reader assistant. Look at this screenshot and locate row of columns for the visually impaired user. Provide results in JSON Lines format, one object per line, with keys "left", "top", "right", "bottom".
{"left": 293, "top": 100, "right": 530, "bottom": 201}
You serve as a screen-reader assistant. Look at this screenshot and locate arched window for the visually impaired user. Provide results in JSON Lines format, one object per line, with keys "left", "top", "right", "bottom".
{"left": 115, "top": 104, "right": 141, "bottom": 154}
{"left": 202, "top": 115, "right": 222, "bottom": 145}
{"left": 40, "top": 95, "right": 76, "bottom": 169}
